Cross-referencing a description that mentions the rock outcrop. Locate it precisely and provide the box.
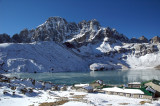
[130,37,140,43]
[150,36,160,43]
[0,34,11,43]
[89,63,122,71]
[139,36,148,43]
[134,44,158,57]
[130,36,149,43]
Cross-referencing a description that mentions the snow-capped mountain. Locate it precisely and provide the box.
[0,16,160,73]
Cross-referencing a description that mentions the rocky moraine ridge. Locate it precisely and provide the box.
[0,16,160,72]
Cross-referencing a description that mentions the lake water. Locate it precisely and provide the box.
[4,69,160,85]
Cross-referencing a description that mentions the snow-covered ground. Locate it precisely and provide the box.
[0,75,160,106]
[1,87,160,106]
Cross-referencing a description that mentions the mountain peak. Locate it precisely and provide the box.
[88,19,101,30]
[37,16,67,28]
[150,36,160,43]
[138,36,148,43]
[47,16,67,23]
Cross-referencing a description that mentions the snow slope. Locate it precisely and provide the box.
[0,42,88,73]
[126,52,160,69]
[1,41,160,72]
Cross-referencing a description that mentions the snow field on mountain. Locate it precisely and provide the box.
[0,42,88,73]
[126,51,160,69]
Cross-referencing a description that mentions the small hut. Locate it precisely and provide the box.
[73,84,93,93]
[128,82,141,88]
[102,87,153,99]
[90,80,104,89]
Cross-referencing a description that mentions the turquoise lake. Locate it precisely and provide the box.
[4,69,160,85]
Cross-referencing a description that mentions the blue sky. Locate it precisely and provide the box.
[0,0,160,39]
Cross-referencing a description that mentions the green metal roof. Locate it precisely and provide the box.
[140,88,152,96]
[152,79,160,86]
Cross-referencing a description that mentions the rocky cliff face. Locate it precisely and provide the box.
[0,16,160,72]
[0,17,131,44]
[32,17,69,42]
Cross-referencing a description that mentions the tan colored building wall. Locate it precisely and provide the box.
[128,84,141,88]
[113,92,118,95]
[107,91,113,95]
[105,91,152,99]
[143,95,152,99]
[133,94,140,98]
[119,93,124,96]
[126,93,131,97]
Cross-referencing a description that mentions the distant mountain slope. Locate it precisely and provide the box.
[0,16,160,73]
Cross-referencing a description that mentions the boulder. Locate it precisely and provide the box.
[117,63,129,70]
[90,63,114,71]
[20,88,28,94]
[60,86,67,91]
[117,48,127,53]
[135,44,147,52]
[147,45,159,53]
